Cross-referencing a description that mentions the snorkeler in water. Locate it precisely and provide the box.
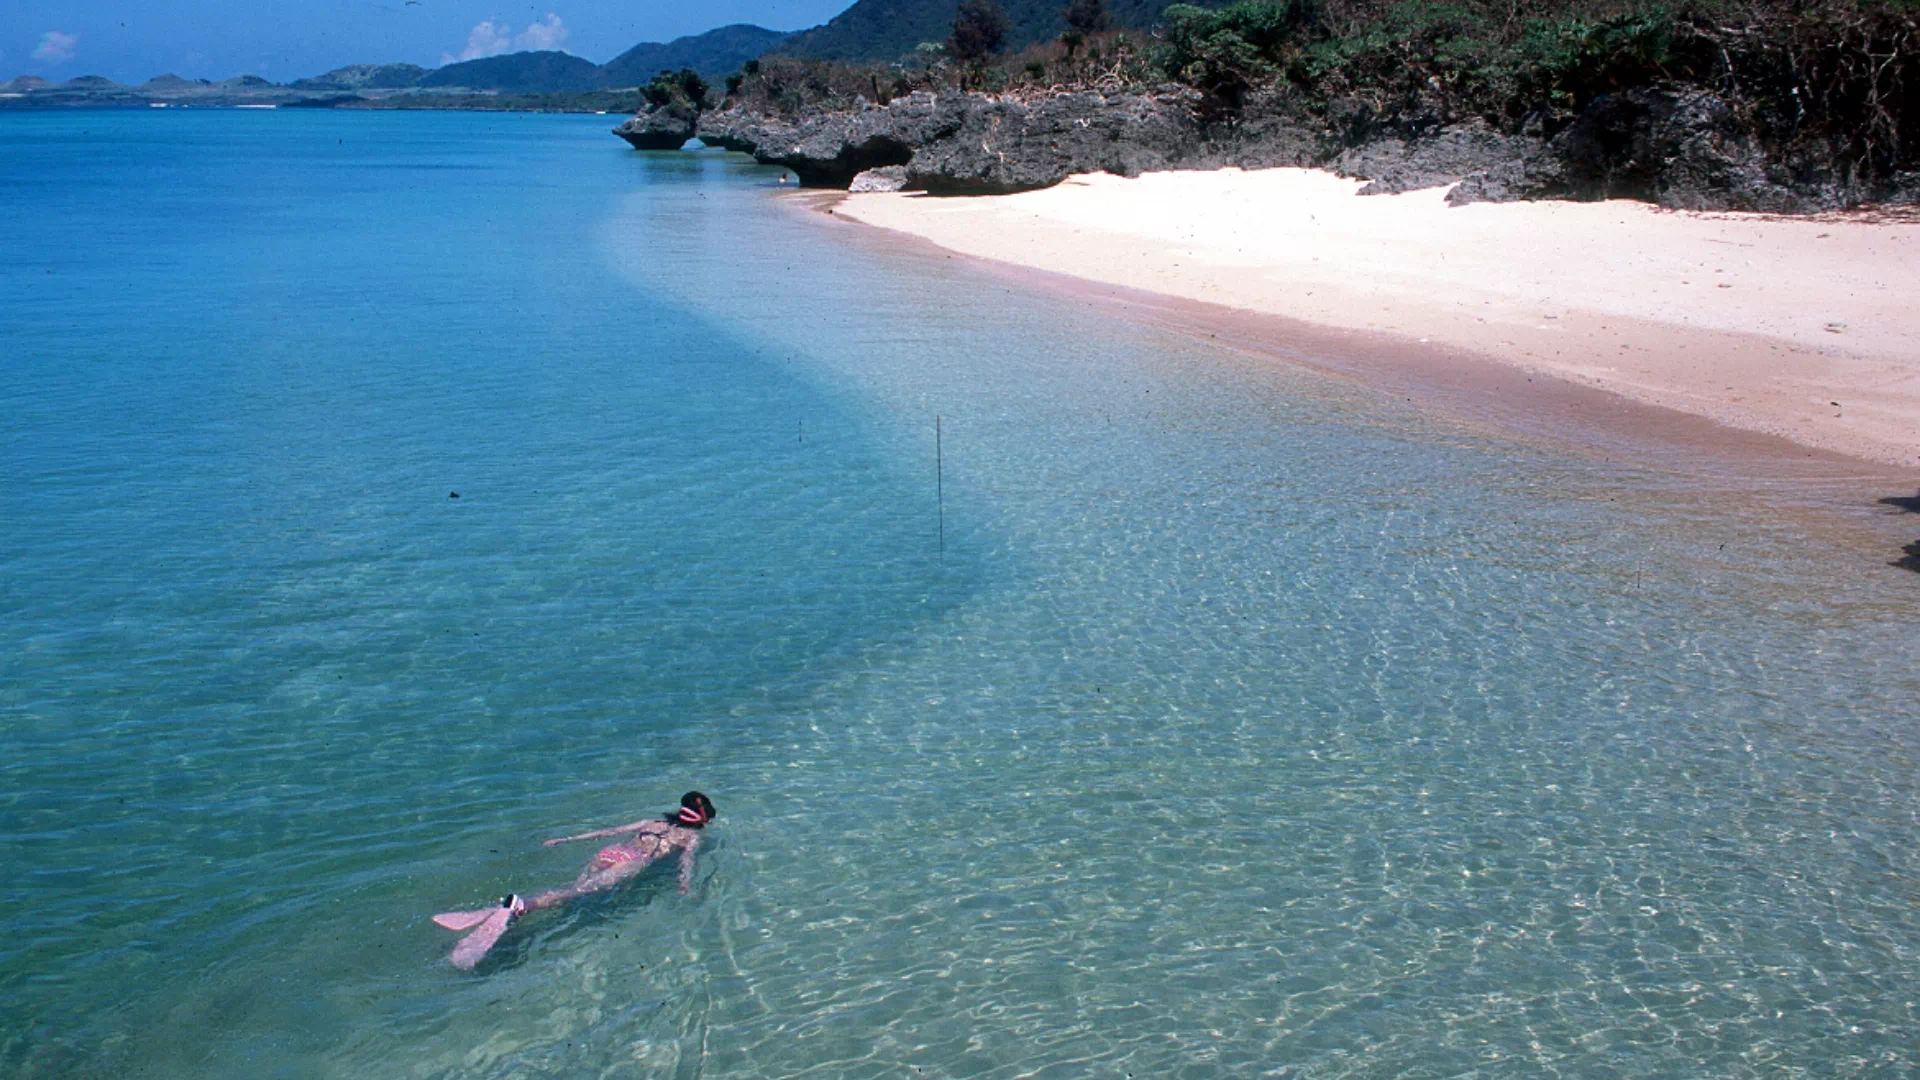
[432,791,716,970]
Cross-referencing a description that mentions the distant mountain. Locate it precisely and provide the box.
[778,1,959,62]
[290,64,427,91]
[414,26,792,96]
[600,24,794,85]
[404,26,790,95]
[9,10,1212,105]
[419,50,602,92]
[779,0,1233,63]
[13,14,1076,106]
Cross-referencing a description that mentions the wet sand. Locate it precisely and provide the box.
[836,168,1920,470]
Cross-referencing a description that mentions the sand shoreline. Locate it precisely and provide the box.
[833,168,1920,471]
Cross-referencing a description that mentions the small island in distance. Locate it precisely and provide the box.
[0,23,795,113]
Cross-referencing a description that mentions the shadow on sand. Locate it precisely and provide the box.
[1882,490,1920,572]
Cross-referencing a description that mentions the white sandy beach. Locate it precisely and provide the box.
[839,169,1920,467]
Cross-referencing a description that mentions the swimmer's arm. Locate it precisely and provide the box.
[677,834,701,895]
[542,819,653,847]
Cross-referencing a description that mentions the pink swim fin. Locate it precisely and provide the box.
[447,894,526,971]
[432,908,496,932]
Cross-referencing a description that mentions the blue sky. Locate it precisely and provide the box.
[4,1,855,83]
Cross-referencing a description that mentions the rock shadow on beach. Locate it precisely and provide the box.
[1882,490,1920,572]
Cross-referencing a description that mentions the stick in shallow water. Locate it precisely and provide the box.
[937,415,945,562]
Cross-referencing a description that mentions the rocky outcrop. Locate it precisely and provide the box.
[1450,89,1920,211]
[848,165,910,192]
[696,101,913,186]
[695,88,1322,195]
[897,91,1199,194]
[1321,89,1917,211]
[614,104,697,151]
[1448,91,1807,210]
[1330,119,1537,196]
[1197,89,1329,172]
[643,84,1918,211]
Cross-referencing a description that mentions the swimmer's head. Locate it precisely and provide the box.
[676,791,716,827]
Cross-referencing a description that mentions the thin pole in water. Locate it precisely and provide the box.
[936,415,945,561]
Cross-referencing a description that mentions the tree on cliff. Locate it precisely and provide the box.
[948,0,1011,66]
[643,68,709,112]
[1061,0,1110,58]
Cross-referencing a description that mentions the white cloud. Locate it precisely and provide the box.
[515,13,568,52]
[33,31,79,64]
[454,20,512,62]
[442,14,567,65]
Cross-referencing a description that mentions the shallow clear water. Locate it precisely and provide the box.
[3,110,1917,1079]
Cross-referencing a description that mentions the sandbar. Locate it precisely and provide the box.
[837,168,1920,469]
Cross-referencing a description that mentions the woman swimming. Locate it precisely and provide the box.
[432,791,716,970]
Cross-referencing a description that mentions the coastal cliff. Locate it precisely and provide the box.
[691,88,1317,191]
[613,0,1918,214]
[614,104,700,150]
[617,82,1917,212]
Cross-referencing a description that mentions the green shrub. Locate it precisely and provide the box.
[726,55,948,117]
[1066,0,1112,34]
[1284,2,1702,126]
[642,68,710,110]
[1159,1,1326,100]
[950,0,1012,64]
[1063,0,1113,56]
[1524,10,1690,107]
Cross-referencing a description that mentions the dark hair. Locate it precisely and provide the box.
[676,791,716,827]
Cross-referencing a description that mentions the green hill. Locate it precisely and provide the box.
[290,64,428,91]
[779,0,1230,63]
[600,24,794,85]
[407,26,788,95]
[418,50,603,92]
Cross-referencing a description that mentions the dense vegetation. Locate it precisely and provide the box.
[642,68,711,110]
[730,0,1917,189]
[1156,0,1918,179]
[949,0,1015,64]
[776,0,1235,62]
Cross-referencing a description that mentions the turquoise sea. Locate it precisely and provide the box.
[3,109,1918,1078]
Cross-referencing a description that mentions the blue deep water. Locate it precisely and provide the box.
[2,109,1918,1079]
